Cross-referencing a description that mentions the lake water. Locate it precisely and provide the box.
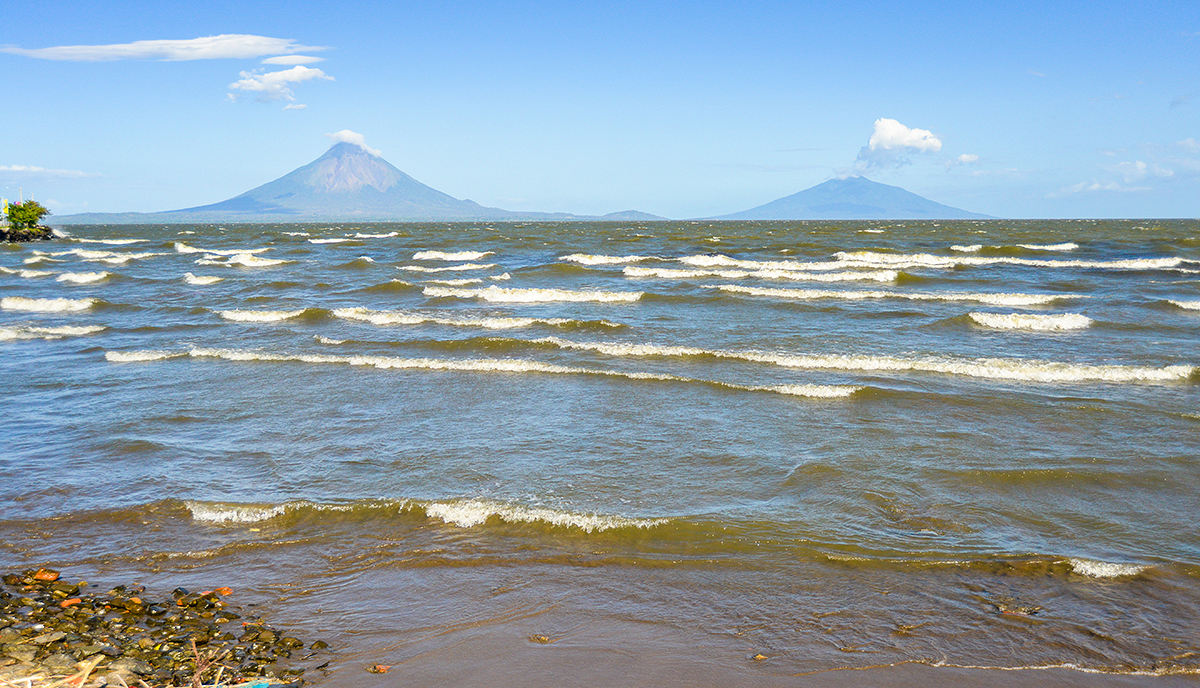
[2,219,1199,686]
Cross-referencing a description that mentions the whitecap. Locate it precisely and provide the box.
[354,231,399,238]
[560,253,651,265]
[969,312,1093,331]
[197,252,291,267]
[1068,558,1148,578]
[74,238,144,245]
[334,306,618,330]
[1018,242,1078,251]
[951,244,982,253]
[105,350,185,362]
[1169,300,1200,310]
[625,266,896,283]
[186,501,290,524]
[400,263,496,273]
[423,285,642,303]
[713,284,1065,307]
[309,238,354,244]
[0,324,106,341]
[175,242,270,256]
[425,278,484,286]
[1,296,98,312]
[422,498,665,532]
[56,271,110,284]
[184,273,223,285]
[833,250,1181,271]
[218,309,306,322]
[413,250,494,261]
[0,266,54,278]
[536,337,1194,384]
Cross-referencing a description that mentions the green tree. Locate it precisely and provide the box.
[6,200,51,229]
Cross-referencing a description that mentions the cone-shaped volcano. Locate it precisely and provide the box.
[173,142,506,220]
[715,176,989,220]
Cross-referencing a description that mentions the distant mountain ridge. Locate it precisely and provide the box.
[54,142,665,224]
[715,176,990,220]
[52,144,989,224]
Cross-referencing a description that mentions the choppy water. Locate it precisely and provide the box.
[2,220,1199,686]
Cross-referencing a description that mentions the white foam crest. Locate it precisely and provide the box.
[316,335,346,345]
[186,501,290,524]
[51,248,160,265]
[354,256,375,263]
[424,285,642,303]
[283,231,310,237]
[400,263,496,273]
[0,324,106,341]
[422,498,665,531]
[714,284,1064,307]
[413,250,494,261]
[491,273,511,281]
[126,346,856,400]
[74,238,144,245]
[1,296,98,312]
[334,306,615,330]
[834,250,1182,271]
[425,278,484,286]
[105,350,185,362]
[951,244,982,252]
[625,266,896,283]
[175,242,270,256]
[560,253,651,265]
[969,312,1093,331]
[1169,300,1200,310]
[0,266,54,278]
[537,337,1194,383]
[184,273,223,285]
[679,254,846,271]
[309,238,354,244]
[56,271,110,284]
[218,309,306,322]
[354,231,399,238]
[197,253,291,267]
[1018,242,1078,251]
[1068,558,1149,578]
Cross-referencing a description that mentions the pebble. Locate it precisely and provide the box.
[0,569,331,686]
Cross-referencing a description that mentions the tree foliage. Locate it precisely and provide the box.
[6,200,51,229]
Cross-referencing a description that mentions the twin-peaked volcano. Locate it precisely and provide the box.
[174,142,506,220]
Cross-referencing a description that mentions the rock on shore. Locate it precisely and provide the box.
[1,225,55,242]
[0,568,329,687]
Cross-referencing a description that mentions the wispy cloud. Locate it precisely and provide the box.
[1026,68,1046,77]
[1049,180,1152,197]
[852,118,942,173]
[0,34,326,62]
[283,104,308,111]
[324,130,380,156]
[0,165,98,179]
[945,153,980,170]
[263,55,325,65]
[228,65,333,102]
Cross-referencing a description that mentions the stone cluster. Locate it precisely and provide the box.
[0,569,329,687]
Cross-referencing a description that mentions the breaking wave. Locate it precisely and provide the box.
[423,285,643,303]
[104,346,863,398]
[183,273,224,285]
[534,337,1194,383]
[625,266,897,282]
[413,250,494,261]
[56,271,111,284]
[174,242,270,256]
[0,324,107,341]
[332,306,619,330]
[833,250,1182,271]
[196,253,291,268]
[968,312,1093,331]
[1169,300,1200,311]
[560,254,651,265]
[713,284,1066,307]
[400,263,496,273]
[1068,558,1149,578]
[1,296,99,312]
[217,309,308,323]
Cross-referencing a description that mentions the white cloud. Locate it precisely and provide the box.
[263,55,326,65]
[1176,138,1200,154]
[1105,160,1173,183]
[323,130,380,156]
[283,104,308,111]
[945,153,980,170]
[1049,180,1152,197]
[854,118,943,171]
[0,34,326,62]
[228,65,333,102]
[0,165,98,179]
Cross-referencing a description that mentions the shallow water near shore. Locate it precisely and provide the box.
[3,219,1199,685]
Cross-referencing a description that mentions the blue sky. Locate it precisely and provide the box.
[2,0,1197,219]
